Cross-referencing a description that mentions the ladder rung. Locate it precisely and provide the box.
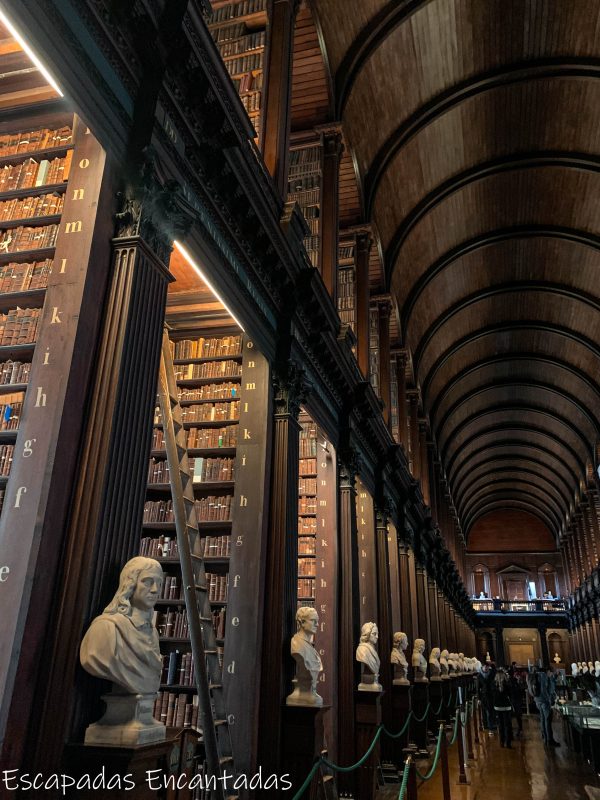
[195,584,207,592]
[204,649,218,655]
[219,756,233,766]
[209,683,223,690]
[199,616,212,623]
[214,719,227,726]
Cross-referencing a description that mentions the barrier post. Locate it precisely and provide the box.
[440,724,452,800]
[406,757,418,800]
[465,702,474,760]
[473,699,481,745]
[457,707,470,785]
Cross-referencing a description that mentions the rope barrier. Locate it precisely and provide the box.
[414,724,445,781]
[397,756,412,800]
[433,695,444,716]
[290,692,465,799]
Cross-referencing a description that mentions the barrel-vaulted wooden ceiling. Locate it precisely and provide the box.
[309,0,600,539]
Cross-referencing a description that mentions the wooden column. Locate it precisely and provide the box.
[419,422,430,506]
[395,351,409,453]
[415,564,431,649]
[318,126,344,304]
[337,456,361,794]
[258,362,304,781]
[408,391,420,479]
[262,0,300,197]
[388,522,402,635]
[355,230,372,379]
[428,577,441,648]
[437,588,448,648]
[397,540,414,644]
[377,298,392,427]
[376,509,393,695]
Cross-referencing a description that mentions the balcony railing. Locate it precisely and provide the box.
[472,599,567,613]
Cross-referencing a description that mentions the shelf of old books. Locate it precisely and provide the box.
[337,238,356,332]
[0,119,73,518]
[208,0,268,140]
[144,329,242,731]
[287,143,322,269]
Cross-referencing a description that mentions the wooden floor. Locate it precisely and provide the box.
[377,715,600,800]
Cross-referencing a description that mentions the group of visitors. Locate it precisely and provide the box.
[476,661,560,748]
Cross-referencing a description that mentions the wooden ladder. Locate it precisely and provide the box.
[157,327,236,800]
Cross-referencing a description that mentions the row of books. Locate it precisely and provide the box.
[216,28,265,57]
[289,147,321,177]
[232,71,263,95]
[287,187,319,207]
[180,400,240,422]
[198,534,231,558]
[191,456,235,483]
[304,217,319,236]
[147,458,170,485]
[298,516,317,535]
[0,307,41,345]
[143,498,234,524]
[178,381,239,401]
[185,425,238,449]
[156,608,191,639]
[161,575,182,600]
[0,393,23,430]
[210,21,246,43]
[0,259,52,293]
[298,477,317,495]
[174,360,242,381]
[0,192,64,222]
[0,126,72,157]
[154,691,199,730]
[298,538,316,555]
[143,500,174,523]
[0,224,59,253]
[240,90,261,115]
[288,174,321,194]
[298,497,316,515]
[340,308,356,326]
[299,457,317,475]
[140,535,179,559]
[224,52,263,78]
[298,556,315,577]
[297,578,315,599]
[338,295,355,310]
[209,0,267,25]
[0,359,30,385]
[0,154,72,193]
[171,334,242,361]
[339,244,355,262]
[161,650,196,687]
[206,572,229,602]
[0,445,14,476]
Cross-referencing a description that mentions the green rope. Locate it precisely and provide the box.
[449,711,461,746]
[397,757,412,800]
[412,701,431,722]
[433,695,444,716]
[321,725,383,773]
[382,711,413,739]
[414,724,445,781]
[447,689,454,707]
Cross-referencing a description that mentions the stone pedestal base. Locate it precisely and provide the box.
[281,705,330,799]
[411,681,429,750]
[355,690,382,800]
[390,683,411,768]
[84,693,165,747]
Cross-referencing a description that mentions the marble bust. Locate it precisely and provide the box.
[571,662,579,677]
[412,638,428,682]
[447,652,457,676]
[439,648,450,679]
[356,622,382,691]
[457,652,466,674]
[595,661,600,678]
[287,606,323,706]
[391,631,410,685]
[80,556,166,745]
[429,647,441,681]
[553,652,561,664]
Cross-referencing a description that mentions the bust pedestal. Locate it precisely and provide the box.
[441,679,452,722]
[84,693,166,746]
[64,734,180,800]
[390,683,411,768]
[355,690,382,800]
[282,705,330,799]
[411,681,430,751]
[428,679,443,721]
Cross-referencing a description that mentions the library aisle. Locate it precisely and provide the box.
[379,716,599,800]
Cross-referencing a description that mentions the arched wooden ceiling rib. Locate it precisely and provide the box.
[453,458,575,510]
[455,466,570,512]
[365,63,600,220]
[465,498,561,537]
[388,156,600,287]
[449,439,582,499]
[460,482,565,528]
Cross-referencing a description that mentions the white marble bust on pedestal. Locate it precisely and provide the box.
[439,648,450,679]
[571,662,579,677]
[595,661,600,678]
[553,652,561,665]
[457,653,466,674]
[356,622,382,691]
[447,653,457,676]
[80,556,166,746]
[391,631,410,685]
[429,647,441,681]
[412,638,428,682]
[287,606,323,706]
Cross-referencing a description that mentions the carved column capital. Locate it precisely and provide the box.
[339,447,361,490]
[272,360,308,418]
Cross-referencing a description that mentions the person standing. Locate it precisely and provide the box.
[477,661,497,735]
[508,667,524,737]
[528,666,560,746]
[493,669,513,748]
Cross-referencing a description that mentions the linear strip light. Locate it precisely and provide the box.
[174,240,245,332]
[0,9,64,97]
